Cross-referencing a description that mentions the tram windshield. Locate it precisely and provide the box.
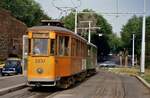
[32,39,48,55]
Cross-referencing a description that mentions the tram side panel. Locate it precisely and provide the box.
[55,56,71,77]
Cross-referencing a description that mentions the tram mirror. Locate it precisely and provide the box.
[50,32,56,39]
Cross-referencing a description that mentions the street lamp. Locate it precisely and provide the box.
[99,33,103,37]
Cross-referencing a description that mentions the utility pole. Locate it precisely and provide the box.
[88,21,92,43]
[79,21,92,43]
[79,21,100,43]
[74,9,78,34]
[132,34,135,67]
[140,0,146,73]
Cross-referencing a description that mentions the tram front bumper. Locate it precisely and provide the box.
[27,78,59,86]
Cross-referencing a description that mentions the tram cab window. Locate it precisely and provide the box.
[32,39,48,55]
[58,36,69,56]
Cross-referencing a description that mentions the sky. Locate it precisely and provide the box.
[35,0,150,36]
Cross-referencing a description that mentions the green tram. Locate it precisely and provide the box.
[86,43,97,76]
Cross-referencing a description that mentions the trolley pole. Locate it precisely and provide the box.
[132,34,135,67]
[140,0,146,73]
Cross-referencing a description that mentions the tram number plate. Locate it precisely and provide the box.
[35,59,45,64]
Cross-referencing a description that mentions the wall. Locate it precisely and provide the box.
[0,8,27,60]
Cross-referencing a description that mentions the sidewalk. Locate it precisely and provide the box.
[0,74,26,95]
[0,75,26,89]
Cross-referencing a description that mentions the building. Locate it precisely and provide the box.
[0,8,27,60]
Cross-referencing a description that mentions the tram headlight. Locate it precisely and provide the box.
[36,68,43,74]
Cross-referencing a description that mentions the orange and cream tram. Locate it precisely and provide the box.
[26,20,97,88]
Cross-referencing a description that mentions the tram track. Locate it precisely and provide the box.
[0,86,60,98]
[0,73,95,98]
[1,71,150,98]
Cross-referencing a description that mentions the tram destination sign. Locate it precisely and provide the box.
[33,33,49,38]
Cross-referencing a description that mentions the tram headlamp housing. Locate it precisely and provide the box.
[36,68,43,74]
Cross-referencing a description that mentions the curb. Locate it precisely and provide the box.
[133,75,150,90]
[0,83,27,96]
[0,75,24,80]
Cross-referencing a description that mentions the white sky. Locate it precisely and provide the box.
[35,0,150,36]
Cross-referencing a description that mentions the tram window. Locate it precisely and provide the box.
[88,46,91,56]
[71,38,75,56]
[58,36,64,56]
[58,36,70,56]
[74,39,77,56]
[28,39,31,54]
[77,40,79,56]
[32,39,48,55]
[64,36,69,56]
[50,39,55,55]
[82,43,84,57]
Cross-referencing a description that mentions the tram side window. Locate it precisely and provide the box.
[58,36,69,56]
[88,46,91,56]
[58,36,64,56]
[28,39,31,54]
[50,39,55,55]
[77,40,80,56]
[71,38,75,56]
[64,36,69,56]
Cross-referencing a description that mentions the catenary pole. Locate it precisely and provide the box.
[140,0,146,73]
[75,9,78,34]
[132,34,135,67]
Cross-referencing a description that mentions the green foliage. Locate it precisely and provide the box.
[61,9,116,61]
[0,0,51,26]
[121,15,150,68]
[145,16,150,68]
[108,33,123,53]
[121,16,142,56]
[61,13,75,31]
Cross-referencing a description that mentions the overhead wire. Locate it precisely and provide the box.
[51,0,81,18]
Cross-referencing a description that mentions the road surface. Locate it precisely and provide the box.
[0,71,150,98]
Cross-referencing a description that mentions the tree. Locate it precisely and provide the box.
[0,0,51,26]
[108,33,123,53]
[121,16,142,56]
[145,16,150,68]
[121,15,150,68]
[61,9,114,62]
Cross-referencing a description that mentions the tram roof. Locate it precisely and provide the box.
[28,26,87,42]
[87,42,97,48]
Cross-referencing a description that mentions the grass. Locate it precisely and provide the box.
[142,70,150,83]
[100,67,150,83]
[0,60,4,64]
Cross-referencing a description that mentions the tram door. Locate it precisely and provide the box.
[22,35,28,75]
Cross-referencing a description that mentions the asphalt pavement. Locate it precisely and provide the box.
[0,75,26,89]
[1,71,150,98]
[47,71,150,98]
